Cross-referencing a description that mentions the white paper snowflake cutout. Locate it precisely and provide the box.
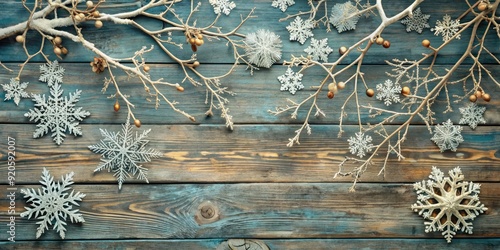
[272,0,295,12]
[376,79,402,106]
[401,7,430,33]
[277,67,304,95]
[329,1,360,33]
[431,119,463,152]
[24,83,90,145]
[286,16,314,44]
[209,0,236,16]
[244,29,283,68]
[412,166,487,243]
[2,78,30,105]
[304,38,333,62]
[39,60,65,86]
[459,103,486,129]
[348,132,373,158]
[431,15,461,41]
[88,117,162,190]
[21,168,86,239]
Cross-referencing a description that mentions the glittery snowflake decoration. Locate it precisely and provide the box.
[376,79,402,106]
[348,132,374,158]
[21,168,86,239]
[329,1,360,33]
[209,0,236,16]
[24,83,90,145]
[286,16,314,44]
[411,166,487,243]
[272,0,295,12]
[431,15,461,41]
[459,103,486,129]
[244,29,283,68]
[88,117,162,190]
[431,119,463,152]
[304,38,333,62]
[39,60,65,86]
[401,7,430,33]
[277,67,304,95]
[2,78,30,105]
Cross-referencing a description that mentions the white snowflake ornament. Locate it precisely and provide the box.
[376,79,402,106]
[286,16,314,44]
[2,78,30,105]
[329,1,360,33]
[401,7,430,33]
[272,0,295,12]
[459,103,486,129]
[209,0,236,16]
[304,38,333,62]
[21,168,86,239]
[348,132,373,158]
[244,29,283,68]
[277,67,304,95]
[432,15,461,41]
[431,119,463,152]
[412,166,487,243]
[39,60,65,86]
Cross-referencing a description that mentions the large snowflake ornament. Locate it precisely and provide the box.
[272,0,295,12]
[88,117,162,190]
[2,78,30,105]
[24,83,90,145]
[244,29,283,68]
[376,79,402,106]
[277,67,304,95]
[304,38,333,62]
[39,60,65,86]
[286,16,314,44]
[348,132,374,158]
[459,103,486,129]
[209,0,236,16]
[431,119,463,152]
[329,1,360,33]
[21,168,86,239]
[401,7,430,33]
[432,15,461,41]
[412,166,487,243]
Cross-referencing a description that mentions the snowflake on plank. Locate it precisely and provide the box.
[431,119,463,152]
[286,16,314,44]
[348,132,374,158]
[24,83,90,145]
[459,103,486,129]
[88,116,162,190]
[2,78,30,105]
[244,29,283,68]
[272,0,295,12]
[329,1,360,33]
[304,38,333,62]
[376,79,402,106]
[431,15,461,41]
[39,60,65,86]
[401,7,430,33]
[411,166,487,243]
[209,0,236,16]
[278,67,304,95]
[21,168,86,239]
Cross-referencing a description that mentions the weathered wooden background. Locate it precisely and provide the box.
[1,0,499,249]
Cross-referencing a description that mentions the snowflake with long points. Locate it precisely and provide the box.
[329,1,360,33]
[286,16,314,44]
[459,103,486,129]
[272,0,295,12]
[376,79,402,106]
[21,168,86,239]
[39,60,65,86]
[244,29,283,68]
[277,67,304,95]
[431,15,461,41]
[2,78,30,105]
[209,0,235,15]
[304,38,333,62]
[411,166,487,243]
[431,119,463,152]
[24,83,90,145]
[348,132,373,158]
[401,7,430,33]
[88,117,162,190]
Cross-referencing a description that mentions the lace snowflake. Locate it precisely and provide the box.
[304,38,333,62]
[286,16,314,44]
[88,117,162,190]
[431,119,463,152]
[209,0,235,16]
[24,83,90,145]
[277,67,304,95]
[431,15,461,41]
[272,0,295,12]
[329,1,360,33]
[412,166,487,243]
[244,29,283,68]
[2,78,30,105]
[348,132,373,158]
[401,7,430,33]
[39,60,65,86]
[459,103,486,129]
[21,168,86,239]
[376,79,402,106]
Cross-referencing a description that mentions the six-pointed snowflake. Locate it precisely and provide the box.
[209,0,236,16]
[244,29,283,68]
[432,15,461,41]
[2,78,30,105]
[459,103,486,129]
[88,117,162,190]
[330,1,360,33]
[21,168,86,239]
[376,79,402,106]
[304,38,333,62]
[411,166,487,243]
[286,16,314,44]
[272,0,295,12]
[348,132,373,158]
[431,119,463,152]
[39,60,65,86]
[401,7,430,33]
[277,67,304,95]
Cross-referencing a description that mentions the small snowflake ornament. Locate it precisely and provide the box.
[304,38,333,62]
[244,29,283,68]
[39,60,65,86]
[2,78,30,105]
[277,67,304,95]
[376,79,402,106]
[330,1,360,33]
[459,103,486,129]
[431,119,463,152]
[412,166,487,243]
[209,0,236,16]
[272,0,295,12]
[348,132,373,158]
[21,168,86,239]
[432,15,461,41]
[286,16,314,44]
[401,7,430,33]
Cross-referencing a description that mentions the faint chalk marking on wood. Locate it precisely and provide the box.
[195,201,220,225]
[216,239,270,250]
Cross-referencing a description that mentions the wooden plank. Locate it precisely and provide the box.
[0,183,498,240]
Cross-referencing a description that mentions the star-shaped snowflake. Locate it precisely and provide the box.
[431,15,461,41]
[412,166,487,243]
[431,119,463,152]
[329,1,360,33]
[347,132,373,158]
[21,168,86,239]
[39,60,65,86]
[286,16,314,44]
[277,67,304,95]
[209,0,235,15]
[376,79,402,106]
[88,117,162,190]
[401,7,430,33]
[272,0,295,12]
[459,103,486,129]
[2,78,30,105]
[304,38,333,62]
